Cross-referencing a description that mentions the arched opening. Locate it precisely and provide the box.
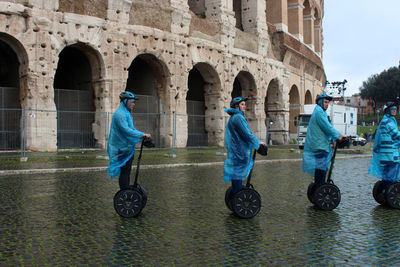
[187,63,222,146]
[265,79,284,144]
[305,90,312,104]
[314,8,322,54]
[0,39,20,150]
[54,44,96,148]
[233,71,257,117]
[126,54,169,146]
[289,85,300,139]
[233,0,243,30]
[188,0,206,18]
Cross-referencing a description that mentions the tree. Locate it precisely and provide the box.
[360,66,400,106]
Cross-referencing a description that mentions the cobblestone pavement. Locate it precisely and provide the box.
[1,157,400,266]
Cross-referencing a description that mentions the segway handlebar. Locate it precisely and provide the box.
[245,149,257,187]
[326,137,349,183]
[133,137,155,187]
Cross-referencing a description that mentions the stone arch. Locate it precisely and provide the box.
[54,42,105,148]
[232,70,257,117]
[289,84,300,139]
[305,90,312,104]
[0,33,28,150]
[126,53,171,147]
[186,62,222,146]
[265,78,285,144]
[313,7,322,54]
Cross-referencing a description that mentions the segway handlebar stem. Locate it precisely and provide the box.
[245,149,257,187]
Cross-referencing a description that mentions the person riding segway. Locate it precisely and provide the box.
[303,94,347,210]
[106,91,152,217]
[369,101,400,209]
[223,97,268,218]
[113,137,155,218]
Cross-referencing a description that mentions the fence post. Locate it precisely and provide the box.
[105,111,110,156]
[21,108,27,159]
[172,112,176,156]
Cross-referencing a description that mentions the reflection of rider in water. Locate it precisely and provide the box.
[368,102,400,185]
[302,94,346,191]
[223,97,266,194]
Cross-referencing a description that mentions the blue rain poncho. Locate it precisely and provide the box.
[223,108,261,182]
[368,113,400,181]
[302,105,340,174]
[106,103,144,178]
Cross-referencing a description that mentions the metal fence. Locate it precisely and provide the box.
[0,107,274,157]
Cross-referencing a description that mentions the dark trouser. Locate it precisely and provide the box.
[314,169,327,187]
[231,180,243,194]
[119,155,134,190]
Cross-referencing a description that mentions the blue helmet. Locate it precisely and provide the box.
[384,101,397,114]
[119,91,138,102]
[315,94,332,104]
[230,97,248,108]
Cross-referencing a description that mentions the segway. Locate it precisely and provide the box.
[307,138,348,211]
[113,137,155,218]
[373,180,400,209]
[225,144,268,219]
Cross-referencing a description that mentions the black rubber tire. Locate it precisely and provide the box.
[372,180,387,206]
[307,182,316,204]
[385,182,400,209]
[313,184,341,211]
[137,184,147,210]
[232,188,261,219]
[353,141,358,146]
[225,186,233,211]
[114,189,143,218]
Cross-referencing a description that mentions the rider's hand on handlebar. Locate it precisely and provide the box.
[143,133,151,139]
[339,134,347,140]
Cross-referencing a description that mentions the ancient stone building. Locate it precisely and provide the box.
[0,0,326,151]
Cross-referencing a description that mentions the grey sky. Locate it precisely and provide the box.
[322,0,400,97]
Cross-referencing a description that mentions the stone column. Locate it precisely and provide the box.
[303,12,315,49]
[314,24,322,56]
[266,0,288,32]
[241,0,269,55]
[205,0,236,48]
[288,0,304,42]
[106,0,132,24]
[170,0,191,35]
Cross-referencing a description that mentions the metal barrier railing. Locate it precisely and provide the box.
[0,108,272,158]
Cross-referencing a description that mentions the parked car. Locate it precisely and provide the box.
[352,136,367,146]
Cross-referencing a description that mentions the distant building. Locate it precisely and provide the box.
[343,95,375,116]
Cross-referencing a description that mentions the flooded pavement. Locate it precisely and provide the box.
[1,157,400,266]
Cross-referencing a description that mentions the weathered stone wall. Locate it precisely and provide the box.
[0,0,326,150]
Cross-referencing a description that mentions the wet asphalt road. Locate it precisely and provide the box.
[1,157,400,266]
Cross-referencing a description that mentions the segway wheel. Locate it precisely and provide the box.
[313,184,341,211]
[372,180,387,205]
[307,182,316,204]
[385,182,400,209]
[114,189,143,218]
[137,184,148,209]
[225,186,233,211]
[232,188,261,219]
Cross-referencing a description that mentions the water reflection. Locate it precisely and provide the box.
[369,206,400,264]
[222,216,262,266]
[304,207,341,264]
